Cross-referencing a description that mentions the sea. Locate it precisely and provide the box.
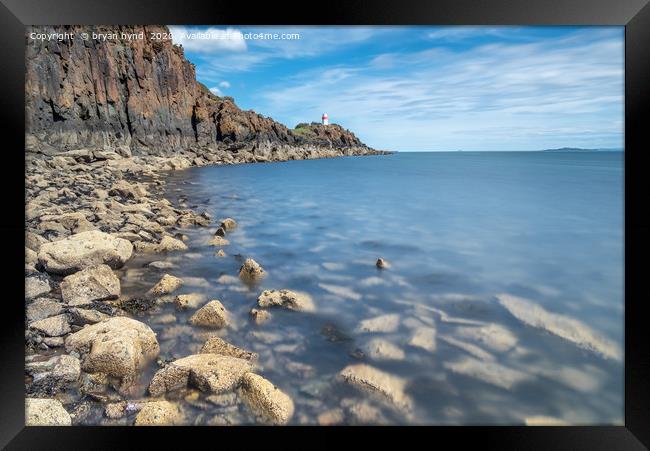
[117,150,624,425]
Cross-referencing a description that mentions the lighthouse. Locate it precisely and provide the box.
[322,113,329,126]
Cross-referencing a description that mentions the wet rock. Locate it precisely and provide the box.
[68,307,110,325]
[25,274,52,300]
[147,274,183,297]
[338,364,412,411]
[37,230,133,275]
[239,258,266,282]
[439,335,494,361]
[189,300,230,328]
[149,354,254,396]
[361,338,405,361]
[257,289,315,312]
[174,293,205,310]
[26,298,64,322]
[156,235,188,252]
[134,401,182,426]
[151,313,177,325]
[407,326,437,353]
[355,313,401,334]
[29,314,71,337]
[220,218,237,231]
[214,227,226,237]
[60,264,120,306]
[26,398,71,425]
[65,317,160,383]
[215,249,226,257]
[26,354,80,393]
[341,398,388,425]
[239,373,294,425]
[249,308,271,325]
[376,258,389,269]
[209,235,230,246]
[200,336,258,361]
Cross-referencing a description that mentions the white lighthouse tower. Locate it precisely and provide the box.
[322,113,329,126]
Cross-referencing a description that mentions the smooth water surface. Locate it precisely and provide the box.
[122,151,623,425]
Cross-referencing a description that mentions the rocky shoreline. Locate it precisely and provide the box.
[25,146,390,426]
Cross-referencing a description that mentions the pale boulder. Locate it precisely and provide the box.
[26,398,71,426]
[60,264,120,306]
[189,300,230,328]
[257,289,315,312]
[239,373,294,425]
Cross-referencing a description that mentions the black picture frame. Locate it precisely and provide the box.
[1,0,648,448]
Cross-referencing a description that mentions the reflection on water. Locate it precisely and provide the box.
[117,151,623,425]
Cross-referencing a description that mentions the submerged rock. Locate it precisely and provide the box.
[209,235,230,246]
[200,336,258,361]
[215,249,226,258]
[189,300,230,328]
[174,293,205,310]
[257,289,315,312]
[147,274,183,297]
[60,264,120,306]
[239,372,294,425]
[220,218,237,231]
[65,317,159,383]
[443,356,531,390]
[496,294,621,360]
[338,364,412,411]
[26,398,71,425]
[148,353,254,396]
[407,326,437,353]
[361,338,405,361]
[239,258,265,282]
[355,314,401,334]
[37,230,133,275]
[249,308,271,325]
[455,323,517,352]
[134,401,182,426]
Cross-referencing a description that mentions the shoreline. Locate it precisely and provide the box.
[24,146,389,426]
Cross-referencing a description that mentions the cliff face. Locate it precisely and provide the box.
[25,25,373,155]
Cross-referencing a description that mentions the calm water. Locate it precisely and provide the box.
[120,151,624,425]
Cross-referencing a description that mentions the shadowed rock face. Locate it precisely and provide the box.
[25,25,380,156]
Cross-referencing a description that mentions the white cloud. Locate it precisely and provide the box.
[218,80,231,88]
[168,26,247,53]
[209,86,222,96]
[257,29,623,151]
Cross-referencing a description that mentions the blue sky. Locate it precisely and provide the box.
[168,26,624,151]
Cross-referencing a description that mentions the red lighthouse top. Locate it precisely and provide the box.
[322,113,328,120]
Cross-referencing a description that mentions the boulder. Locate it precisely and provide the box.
[338,364,412,411]
[25,398,71,425]
[147,274,183,297]
[239,258,265,282]
[189,300,230,328]
[26,298,64,322]
[239,373,294,425]
[60,264,120,306]
[148,354,254,396]
[26,354,81,392]
[29,314,71,337]
[25,274,52,300]
[134,401,182,426]
[257,289,315,312]
[156,235,188,252]
[109,180,148,200]
[65,317,159,382]
[37,230,133,275]
[200,336,258,361]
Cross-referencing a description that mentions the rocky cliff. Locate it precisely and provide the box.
[25,25,378,157]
